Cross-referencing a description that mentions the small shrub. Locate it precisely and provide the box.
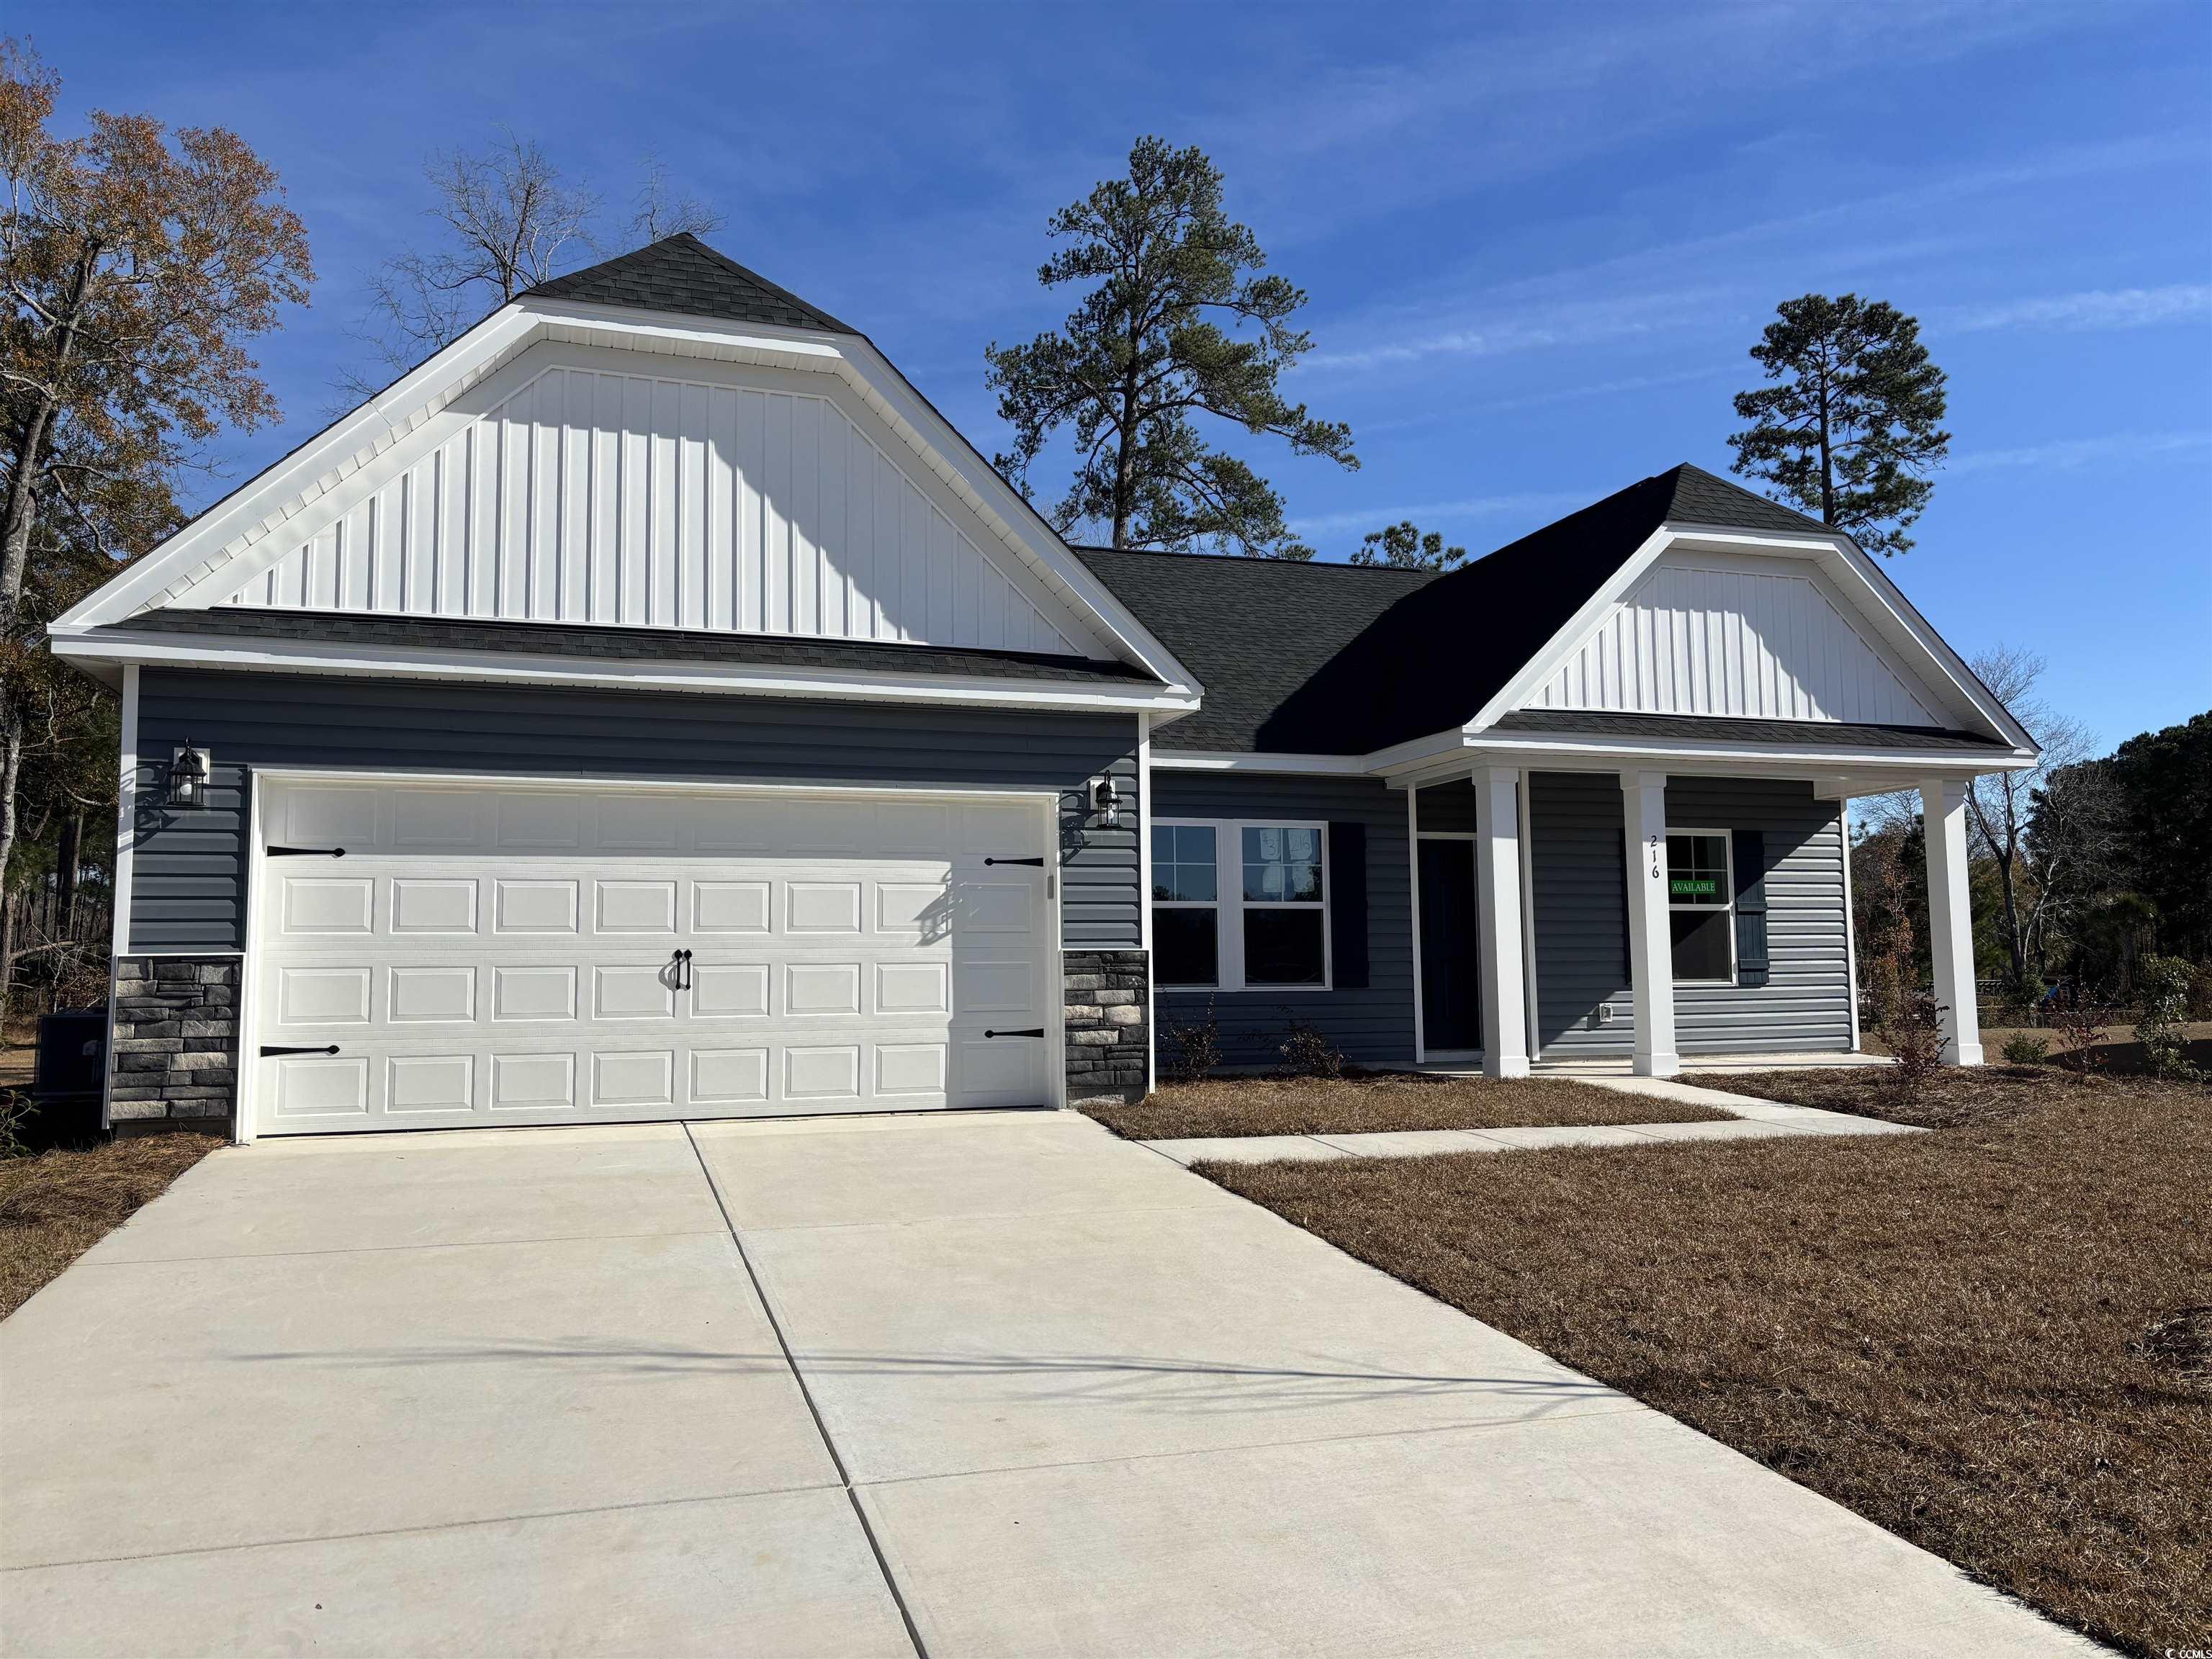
[2134,955,2201,1082]
[1881,988,1946,1097]
[0,1091,32,1161]
[2001,1033,2050,1067]
[1166,999,1220,1084]
[2053,988,2108,1079]
[1277,1013,1344,1080]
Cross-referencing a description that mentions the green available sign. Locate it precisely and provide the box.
[1671,877,1719,897]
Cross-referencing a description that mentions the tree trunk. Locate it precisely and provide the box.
[1815,360,1835,526]
[0,690,20,1028]
[57,809,82,935]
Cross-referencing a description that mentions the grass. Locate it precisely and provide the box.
[0,1132,220,1321]
[1081,1071,1727,1140]
[1200,1070,2211,1656]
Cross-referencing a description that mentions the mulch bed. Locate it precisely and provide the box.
[1081,1072,1725,1139]
[1202,1073,2211,1656]
[0,1131,221,1321]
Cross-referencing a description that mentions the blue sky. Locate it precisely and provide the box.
[31,0,2212,747]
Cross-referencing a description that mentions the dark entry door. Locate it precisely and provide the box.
[1419,839,1482,1051]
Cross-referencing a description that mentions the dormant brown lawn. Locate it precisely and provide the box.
[1203,1069,2211,1657]
[0,1131,218,1320]
[1081,1071,1725,1140]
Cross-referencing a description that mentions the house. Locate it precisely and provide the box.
[49,235,2038,1141]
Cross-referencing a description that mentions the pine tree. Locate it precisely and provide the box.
[1349,521,1465,570]
[1727,293,1949,555]
[985,136,1356,558]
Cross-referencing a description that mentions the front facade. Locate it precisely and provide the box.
[52,235,2038,1141]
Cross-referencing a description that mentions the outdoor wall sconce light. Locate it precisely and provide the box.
[167,742,212,809]
[1090,774,1122,829]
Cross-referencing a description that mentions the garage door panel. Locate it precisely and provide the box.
[492,965,578,1021]
[279,876,376,937]
[492,1051,578,1111]
[253,781,1056,1134]
[392,878,479,935]
[693,881,770,934]
[593,964,679,1020]
[387,1054,475,1114]
[494,879,583,935]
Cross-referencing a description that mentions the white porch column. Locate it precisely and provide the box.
[1920,778,1984,1066]
[1620,770,1678,1078]
[1473,768,1529,1079]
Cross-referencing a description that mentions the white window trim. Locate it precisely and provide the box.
[1152,817,1332,993]
[1666,827,1737,986]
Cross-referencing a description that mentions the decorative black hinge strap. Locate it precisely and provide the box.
[260,1045,341,1057]
[984,1028,1046,1039]
[266,846,347,858]
[983,856,1046,866]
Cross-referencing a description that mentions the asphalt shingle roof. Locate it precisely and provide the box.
[97,607,1155,686]
[1080,464,1845,755]
[524,233,858,336]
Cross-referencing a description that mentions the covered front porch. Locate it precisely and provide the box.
[1391,739,2001,1080]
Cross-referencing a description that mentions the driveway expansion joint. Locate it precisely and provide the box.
[683,1122,930,1659]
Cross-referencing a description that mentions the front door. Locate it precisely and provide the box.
[1418,839,1482,1052]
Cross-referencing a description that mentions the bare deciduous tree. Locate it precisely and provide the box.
[345,138,728,400]
[1961,644,2093,994]
[620,157,723,246]
[344,131,597,392]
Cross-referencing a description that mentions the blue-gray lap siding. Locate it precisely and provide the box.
[1527,772,1852,1056]
[125,668,1139,954]
[1151,773,1414,1067]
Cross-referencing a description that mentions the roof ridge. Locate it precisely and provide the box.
[1071,543,1440,577]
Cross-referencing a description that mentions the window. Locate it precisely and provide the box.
[1151,820,1329,990]
[1666,830,1735,984]
[1152,824,1219,987]
[1241,825,1326,985]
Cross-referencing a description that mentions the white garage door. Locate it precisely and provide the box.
[248,778,1056,1136]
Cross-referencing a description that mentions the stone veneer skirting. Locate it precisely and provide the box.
[109,956,240,1127]
[1063,949,1151,1104]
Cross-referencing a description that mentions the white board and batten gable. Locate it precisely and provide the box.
[1524,547,1951,727]
[51,265,1199,706]
[210,354,1098,657]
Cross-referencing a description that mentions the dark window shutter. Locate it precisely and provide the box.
[1328,821,1369,989]
[1732,828,1769,987]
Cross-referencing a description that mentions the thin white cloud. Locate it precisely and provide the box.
[1944,285,2212,333]
[1948,431,2212,473]
[1290,491,1591,539]
[1302,289,1732,374]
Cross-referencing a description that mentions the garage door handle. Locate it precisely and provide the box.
[260,1044,341,1057]
[267,845,347,858]
[984,857,1045,867]
[984,1028,1046,1040]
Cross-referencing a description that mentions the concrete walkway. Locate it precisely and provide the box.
[1,1111,2085,1657]
[1146,1076,1916,1166]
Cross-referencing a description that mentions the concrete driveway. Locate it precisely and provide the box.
[1,1112,2090,1658]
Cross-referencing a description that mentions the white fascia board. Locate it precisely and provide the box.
[48,628,1199,717]
[519,299,1204,699]
[57,307,544,631]
[1458,726,2033,773]
[1147,750,1371,775]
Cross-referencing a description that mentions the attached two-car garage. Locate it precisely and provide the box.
[247,777,1058,1136]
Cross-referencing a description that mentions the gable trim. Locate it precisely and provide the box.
[55,297,1204,699]
[1470,524,2036,754]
